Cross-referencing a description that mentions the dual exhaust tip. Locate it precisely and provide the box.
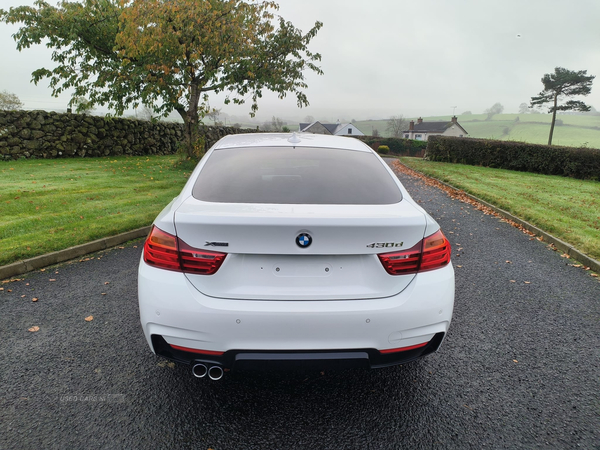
[192,363,223,381]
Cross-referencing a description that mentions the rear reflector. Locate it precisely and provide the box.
[170,344,224,356]
[378,229,451,275]
[143,225,226,275]
[379,342,428,354]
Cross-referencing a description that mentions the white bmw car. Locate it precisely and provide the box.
[138,133,454,380]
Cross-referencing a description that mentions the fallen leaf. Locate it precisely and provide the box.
[0,288,3,291]
[85,315,94,322]
[49,279,56,282]
[524,281,531,284]
[506,260,512,264]
[513,359,518,363]
[510,280,516,283]
[32,298,38,302]
[21,295,26,298]
[104,282,110,285]
[560,253,570,259]
[28,326,40,332]
[457,265,463,268]
[101,293,106,295]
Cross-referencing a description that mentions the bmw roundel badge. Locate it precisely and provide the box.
[296,233,312,248]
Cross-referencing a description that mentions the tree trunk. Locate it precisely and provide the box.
[548,93,558,146]
[177,83,203,159]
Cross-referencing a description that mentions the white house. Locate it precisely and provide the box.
[299,121,365,136]
[403,116,468,141]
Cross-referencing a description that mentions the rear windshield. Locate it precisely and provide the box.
[192,146,402,204]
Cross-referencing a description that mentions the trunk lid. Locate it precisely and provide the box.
[175,199,427,300]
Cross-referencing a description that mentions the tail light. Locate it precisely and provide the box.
[143,226,226,275]
[378,229,451,275]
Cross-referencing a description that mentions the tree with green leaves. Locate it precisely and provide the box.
[0,90,23,110]
[530,67,595,145]
[1,0,323,158]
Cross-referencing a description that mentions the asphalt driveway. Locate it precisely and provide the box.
[1,164,599,449]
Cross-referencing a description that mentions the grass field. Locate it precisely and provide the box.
[0,155,191,266]
[1,154,599,268]
[398,157,600,261]
[354,113,600,148]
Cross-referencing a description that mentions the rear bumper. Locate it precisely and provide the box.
[151,332,446,370]
[138,260,454,371]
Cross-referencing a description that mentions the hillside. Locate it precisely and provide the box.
[353,114,600,149]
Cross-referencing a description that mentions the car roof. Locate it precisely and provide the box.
[212,133,372,153]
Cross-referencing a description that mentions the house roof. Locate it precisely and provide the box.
[403,120,468,135]
[323,123,342,134]
[300,121,352,135]
[412,122,453,133]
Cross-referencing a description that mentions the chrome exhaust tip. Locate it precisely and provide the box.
[208,365,224,381]
[192,363,208,378]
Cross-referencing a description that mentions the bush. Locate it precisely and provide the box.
[356,136,428,157]
[426,135,600,180]
[378,145,389,154]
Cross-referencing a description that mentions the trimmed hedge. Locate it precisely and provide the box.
[426,135,600,180]
[356,136,427,157]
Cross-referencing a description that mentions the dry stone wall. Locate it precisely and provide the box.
[0,110,257,160]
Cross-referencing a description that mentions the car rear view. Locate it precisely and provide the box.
[138,133,454,379]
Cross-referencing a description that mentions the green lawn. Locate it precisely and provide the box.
[2,154,599,267]
[399,157,600,261]
[0,155,191,266]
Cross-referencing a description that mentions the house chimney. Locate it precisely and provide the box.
[417,117,423,124]
[451,116,458,124]
[409,120,414,131]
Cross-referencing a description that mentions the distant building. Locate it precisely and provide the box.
[299,121,365,136]
[403,116,468,141]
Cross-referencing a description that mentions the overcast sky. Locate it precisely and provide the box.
[2,0,600,123]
